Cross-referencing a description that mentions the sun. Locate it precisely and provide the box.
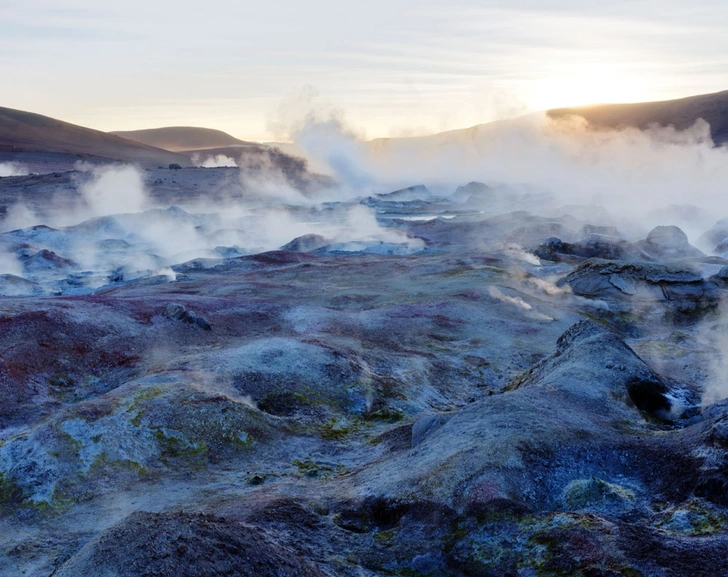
[527,66,652,110]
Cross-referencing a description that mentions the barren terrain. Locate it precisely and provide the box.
[1,107,728,576]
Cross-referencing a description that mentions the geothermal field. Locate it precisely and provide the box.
[2,100,728,577]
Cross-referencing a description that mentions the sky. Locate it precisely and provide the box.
[2,0,727,141]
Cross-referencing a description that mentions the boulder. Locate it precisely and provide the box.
[280,233,330,253]
[533,234,640,262]
[557,259,721,317]
[163,304,210,329]
[562,476,636,511]
[637,225,704,259]
[163,303,187,320]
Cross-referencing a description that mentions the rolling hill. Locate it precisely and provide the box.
[548,89,728,146]
[0,107,190,167]
[110,127,255,152]
[363,90,728,167]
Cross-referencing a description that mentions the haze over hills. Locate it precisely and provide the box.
[0,107,190,168]
[110,127,257,152]
[3,89,727,176]
[367,89,728,152]
[548,89,728,146]
[0,108,319,190]
[111,127,308,176]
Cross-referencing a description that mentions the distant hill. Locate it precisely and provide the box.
[548,90,728,146]
[363,90,728,164]
[0,107,190,167]
[111,127,255,152]
[113,126,322,188]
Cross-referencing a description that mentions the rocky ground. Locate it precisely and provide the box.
[1,167,728,576]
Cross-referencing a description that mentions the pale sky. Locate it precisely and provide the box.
[2,0,727,141]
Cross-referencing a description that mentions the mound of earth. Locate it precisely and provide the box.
[55,511,328,577]
[0,106,190,167]
[109,126,254,152]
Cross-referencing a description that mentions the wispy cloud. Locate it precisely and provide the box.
[2,0,727,140]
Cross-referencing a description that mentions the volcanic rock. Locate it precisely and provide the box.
[280,234,330,252]
[20,249,75,271]
[638,225,704,259]
[163,302,187,320]
[557,258,721,316]
[533,234,641,262]
[54,511,328,577]
[349,321,698,513]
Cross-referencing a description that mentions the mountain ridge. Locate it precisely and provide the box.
[0,107,190,167]
[110,126,256,152]
[547,89,728,146]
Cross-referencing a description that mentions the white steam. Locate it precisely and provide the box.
[0,251,22,276]
[294,114,375,195]
[237,153,308,205]
[488,286,533,311]
[699,320,728,405]
[289,110,728,233]
[0,162,29,177]
[5,101,728,412]
[192,154,238,168]
[77,163,148,218]
[1,203,39,231]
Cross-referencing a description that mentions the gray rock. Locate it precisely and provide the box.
[533,234,640,262]
[280,233,330,252]
[562,476,636,511]
[638,225,704,259]
[196,315,212,331]
[647,225,690,249]
[557,259,720,316]
[608,273,637,295]
[21,249,75,271]
[712,419,728,445]
[163,303,187,320]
